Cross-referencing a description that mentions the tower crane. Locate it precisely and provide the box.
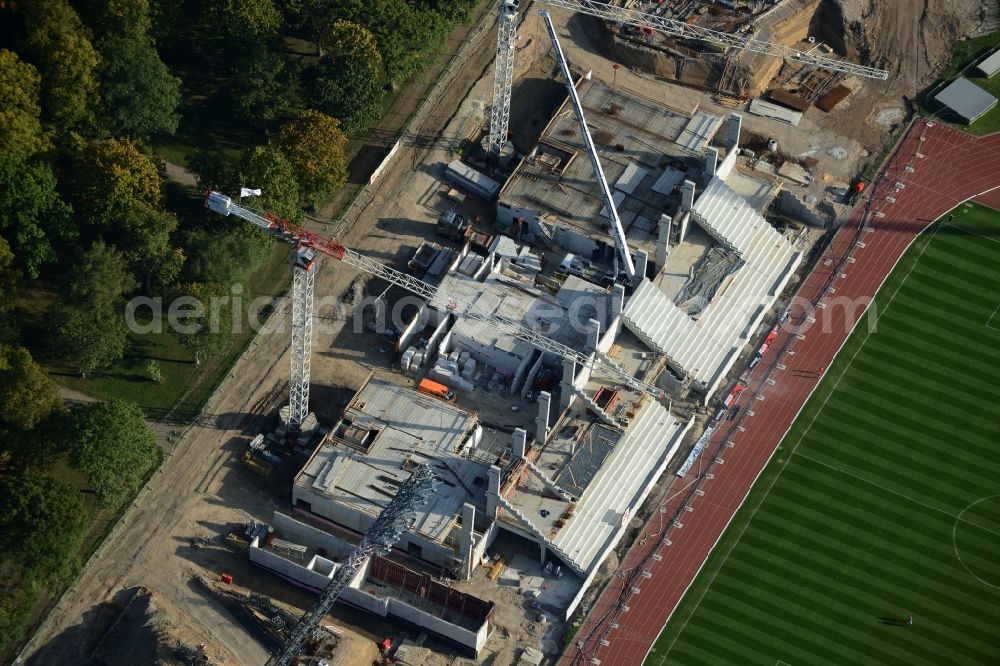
[266,464,438,666]
[205,191,667,405]
[486,0,889,158]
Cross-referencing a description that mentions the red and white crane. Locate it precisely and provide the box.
[204,192,666,425]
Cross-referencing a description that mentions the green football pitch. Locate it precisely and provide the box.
[647,202,1000,665]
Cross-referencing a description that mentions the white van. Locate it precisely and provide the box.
[555,253,588,278]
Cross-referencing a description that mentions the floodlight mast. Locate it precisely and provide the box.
[204,191,666,402]
[539,9,635,281]
[485,0,888,158]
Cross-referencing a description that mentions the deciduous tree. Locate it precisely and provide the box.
[57,399,160,507]
[304,55,383,134]
[0,345,60,432]
[274,110,348,208]
[0,50,48,160]
[0,156,75,278]
[242,145,302,221]
[49,242,136,376]
[207,0,282,41]
[73,138,162,224]
[0,473,88,579]
[319,19,381,69]
[20,0,101,129]
[231,46,294,129]
[171,282,231,365]
[97,35,181,139]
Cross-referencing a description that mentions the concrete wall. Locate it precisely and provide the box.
[777,190,830,227]
[249,543,335,591]
[251,544,489,655]
[273,512,353,560]
[290,493,458,570]
[520,352,545,400]
[716,147,739,181]
[341,586,489,656]
[396,303,429,356]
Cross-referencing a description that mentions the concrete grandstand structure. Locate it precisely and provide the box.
[284,82,801,633]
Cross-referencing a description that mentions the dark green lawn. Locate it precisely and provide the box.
[647,202,1000,665]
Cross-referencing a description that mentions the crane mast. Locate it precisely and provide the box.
[205,192,666,402]
[539,9,635,281]
[266,464,438,666]
[487,0,521,158]
[485,0,888,156]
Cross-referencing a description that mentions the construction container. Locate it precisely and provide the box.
[220,573,233,584]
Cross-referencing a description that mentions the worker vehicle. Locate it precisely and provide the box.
[555,253,589,278]
[418,378,457,403]
[436,209,469,240]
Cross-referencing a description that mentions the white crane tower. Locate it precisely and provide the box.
[205,192,667,430]
[486,0,889,158]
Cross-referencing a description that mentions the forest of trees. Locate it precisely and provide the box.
[0,0,478,655]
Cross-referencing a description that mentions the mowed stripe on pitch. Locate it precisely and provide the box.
[649,203,1000,665]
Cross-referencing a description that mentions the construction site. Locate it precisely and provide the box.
[20,1,1000,666]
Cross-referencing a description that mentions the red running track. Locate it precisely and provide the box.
[561,120,1000,666]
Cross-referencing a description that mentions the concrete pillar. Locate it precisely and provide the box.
[633,249,649,285]
[675,210,691,244]
[560,362,576,410]
[461,503,476,580]
[587,318,601,352]
[680,180,696,212]
[611,284,626,316]
[536,391,552,443]
[486,465,501,519]
[704,147,718,181]
[656,213,671,270]
[511,428,527,459]
[727,113,742,151]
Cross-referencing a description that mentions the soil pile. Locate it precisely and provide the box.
[91,588,234,666]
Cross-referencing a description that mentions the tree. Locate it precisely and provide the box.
[49,242,137,376]
[171,282,231,365]
[304,55,384,134]
[0,345,60,432]
[0,50,49,160]
[109,201,185,289]
[97,36,181,139]
[73,138,162,225]
[71,140,185,287]
[0,155,75,278]
[76,0,153,40]
[360,1,449,86]
[274,110,348,208]
[50,307,129,377]
[57,399,160,507]
[319,19,381,69]
[146,359,161,383]
[182,226,270,285]
[66,241,138,311]
[231,46,294,128]
[187,145,240,193]
[207,0,282,41]
[20,0,101,129]
[242,145,302,221]
[0,238,18,321]
[0,473,88,579]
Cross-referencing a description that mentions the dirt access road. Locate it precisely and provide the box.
[18,6,500,665]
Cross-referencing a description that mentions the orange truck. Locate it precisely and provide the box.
[418,378,456,403]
